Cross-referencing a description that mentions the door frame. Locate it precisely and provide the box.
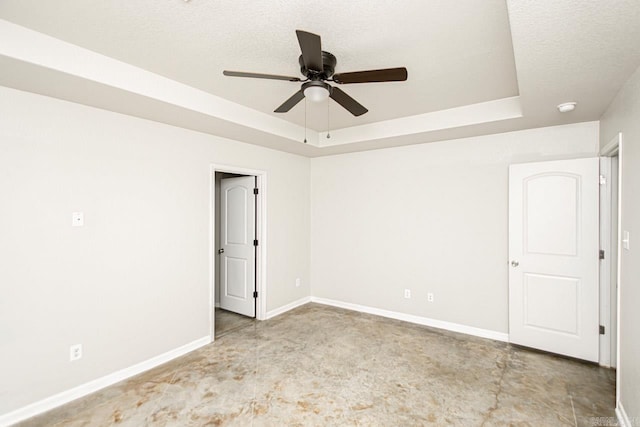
[209,164,267,342]
[598,156,615,368]
[599,133,623,406]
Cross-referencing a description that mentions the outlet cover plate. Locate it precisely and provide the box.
[70,344,82,361]
[72,212,84,227]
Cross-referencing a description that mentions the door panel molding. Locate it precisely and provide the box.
[523,173,581,256]
[523,273,580,335]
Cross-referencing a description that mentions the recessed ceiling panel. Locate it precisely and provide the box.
[0,0,519,131]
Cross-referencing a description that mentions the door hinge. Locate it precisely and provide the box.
[253,291,258,299]
[599,325,605,335]
[253,239,259,246]
[599,175,607,185]
[253,188,259,195]
[599,249,605,260]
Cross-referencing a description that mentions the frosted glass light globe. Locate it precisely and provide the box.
[304,86,329,102]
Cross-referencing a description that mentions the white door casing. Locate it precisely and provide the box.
[508,158,599,362]
[599,156,618,368]
[220,176,256,317]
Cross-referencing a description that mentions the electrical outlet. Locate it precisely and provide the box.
[295,278,301,288]
[404,289,411,299]
[427,293,434,303]
[72,212,84,227]
[70,344,82,361]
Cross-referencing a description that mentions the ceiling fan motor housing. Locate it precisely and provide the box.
[299,51,337,79]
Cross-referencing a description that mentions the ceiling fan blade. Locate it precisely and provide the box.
[333,67,408,84]
[329,87,368,116]
[274,90,305,113]
[296,30,323,72]
[223,70,301,82]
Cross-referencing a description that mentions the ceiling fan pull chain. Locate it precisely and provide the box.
[303,97,307,144]
[327,100,331,139]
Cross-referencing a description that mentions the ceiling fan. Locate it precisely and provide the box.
[223,30,408,117]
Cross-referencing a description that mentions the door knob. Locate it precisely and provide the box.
[511,260,519,267]
[218,248,224,254]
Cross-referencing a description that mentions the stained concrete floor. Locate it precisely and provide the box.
[215,308,255,339]
[19,303,615,426]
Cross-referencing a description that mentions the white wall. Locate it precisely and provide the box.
[0,86,310,416]
[0,80,614,420]
[600,64,640,423]
[311,122,599,333]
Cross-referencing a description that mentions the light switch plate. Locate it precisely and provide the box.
[622,230,630,250]
[72,212,84,227]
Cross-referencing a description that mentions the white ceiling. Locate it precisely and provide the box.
[0,0,519,132]
[0,0,639,156]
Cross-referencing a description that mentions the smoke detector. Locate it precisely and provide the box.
[557,102,577,113]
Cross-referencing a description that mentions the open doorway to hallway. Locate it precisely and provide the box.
[599,132,624,421]
[214,171,258,338]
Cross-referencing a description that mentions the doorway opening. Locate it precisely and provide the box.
[599,132,622,375]
[210,165,267,341]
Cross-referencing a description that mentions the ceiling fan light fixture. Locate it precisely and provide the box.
[304,85,329,103]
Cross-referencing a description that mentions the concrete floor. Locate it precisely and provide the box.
[19,303,615,426]
[215,308,255,339]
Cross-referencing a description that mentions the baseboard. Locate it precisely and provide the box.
[310,297,509,343]
[0,336,210,427]
[616,401,631,427]
[265,296,311,319]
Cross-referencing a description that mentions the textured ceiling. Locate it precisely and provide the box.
[508,0,640,116]
[0,0,518,131]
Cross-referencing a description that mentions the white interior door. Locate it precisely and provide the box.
[220,176,256,317]
[508,158,599,362]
